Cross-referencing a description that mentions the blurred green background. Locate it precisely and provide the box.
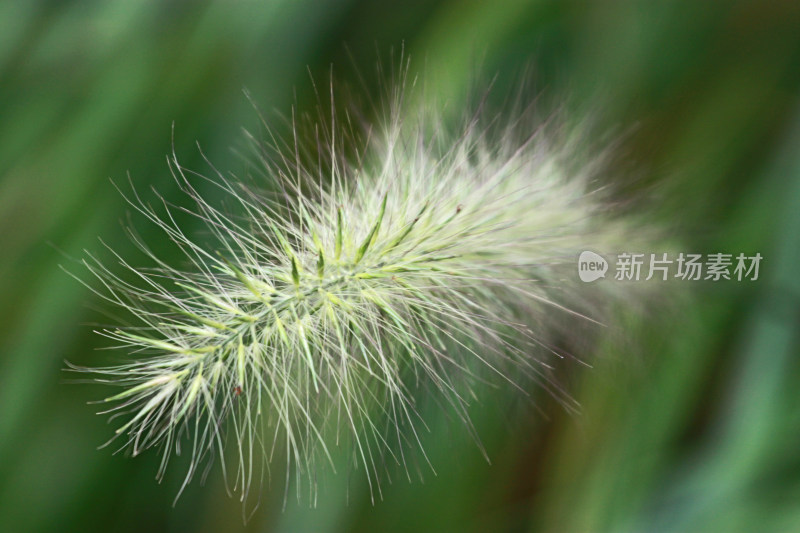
[1,1,799,532]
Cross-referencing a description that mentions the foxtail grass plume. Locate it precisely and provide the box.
[71,76,640,504]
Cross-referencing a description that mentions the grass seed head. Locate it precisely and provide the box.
[71,75,643,505]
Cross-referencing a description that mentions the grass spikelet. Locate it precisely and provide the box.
[69,74,642,505]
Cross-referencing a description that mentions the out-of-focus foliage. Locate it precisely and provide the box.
[1,1,798,532]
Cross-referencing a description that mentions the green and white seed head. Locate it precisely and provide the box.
[70,78,642,504]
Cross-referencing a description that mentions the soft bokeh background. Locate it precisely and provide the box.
[1,1,799,532]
